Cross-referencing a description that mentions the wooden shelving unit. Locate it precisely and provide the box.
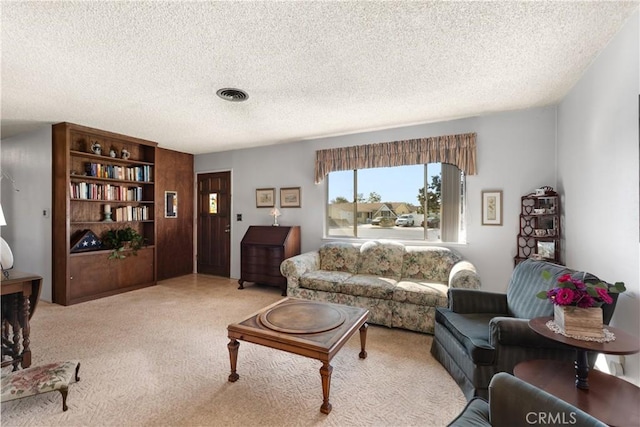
[514,188,561,266]
[52,122,157,305]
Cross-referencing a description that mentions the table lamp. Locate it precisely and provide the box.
[270,208,281,226]
[0,204,14,278]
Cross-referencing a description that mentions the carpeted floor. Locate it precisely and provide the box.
[1,274,466,426]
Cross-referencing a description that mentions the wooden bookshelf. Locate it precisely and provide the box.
[52,122,157,305]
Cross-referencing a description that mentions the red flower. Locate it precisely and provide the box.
[557,274,572,283]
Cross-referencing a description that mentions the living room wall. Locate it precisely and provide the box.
[195,105,558,294]
[0,126,53,301]
[557,11,639,384]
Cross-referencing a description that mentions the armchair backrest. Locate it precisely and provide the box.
[488,373,606,427]
[506,259,616,321]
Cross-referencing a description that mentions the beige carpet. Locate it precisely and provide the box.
[1,274,466,426]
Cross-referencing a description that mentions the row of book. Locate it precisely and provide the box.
[112,206,150,222]
[70,182,144,201]
[84,162,152,182]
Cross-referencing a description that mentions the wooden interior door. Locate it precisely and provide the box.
[197,171,231,276]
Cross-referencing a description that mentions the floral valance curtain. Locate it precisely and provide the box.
[314,132,477,183]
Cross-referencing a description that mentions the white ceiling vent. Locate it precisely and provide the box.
[216,88,249,102]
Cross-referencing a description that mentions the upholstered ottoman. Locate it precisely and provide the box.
[1,360,80,411]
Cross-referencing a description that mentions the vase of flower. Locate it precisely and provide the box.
[553,305,603,338]
[537,271,626,339]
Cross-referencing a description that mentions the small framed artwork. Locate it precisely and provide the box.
[165,191,178,218]
[537,241,555,259]
[256,188,275,208]
[481,190,503,225]
[280,187,301,208]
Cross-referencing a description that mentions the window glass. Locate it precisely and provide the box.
[209,193,218,214]
[327,170,355,237]
[326,163,465,243]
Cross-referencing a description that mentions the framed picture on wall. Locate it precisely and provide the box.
[256,188,275,208]
[482,190,503,225]
[280,187,301,208]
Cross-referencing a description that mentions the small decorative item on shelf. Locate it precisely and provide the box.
[121,149,130,160]
[90,140,102,155]
[101,226,145,259]
[109,148,117,158]
[270,208,281,226]
[536,271,625,339]
[70,229,102,253]
[103,204,113,222]
[534,229,546,236]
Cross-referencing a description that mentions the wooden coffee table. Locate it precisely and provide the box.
[227,298,369,414]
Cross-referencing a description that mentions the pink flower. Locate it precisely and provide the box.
[596,287,613,304]
[571,279,586,290]
[555,288,575,305]
[576,295,595,308]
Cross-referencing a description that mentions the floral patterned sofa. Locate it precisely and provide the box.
[280,240,480,334]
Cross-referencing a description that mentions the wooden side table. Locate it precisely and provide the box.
[515,316,640,426]
[1,270,42,370]
[528,316,640,389]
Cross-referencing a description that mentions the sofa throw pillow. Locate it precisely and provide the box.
[356,240,404,279]
[319,242,360,274]
[401,247,462,282]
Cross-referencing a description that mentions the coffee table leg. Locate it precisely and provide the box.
[359,322,368,359]
[227,338,240,382]
[320,361,333,414]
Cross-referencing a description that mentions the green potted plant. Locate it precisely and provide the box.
[102,226,146,259]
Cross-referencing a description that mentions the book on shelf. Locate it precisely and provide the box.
[112,205,149,222]
[70,182,143,201]
[84,162,152,182]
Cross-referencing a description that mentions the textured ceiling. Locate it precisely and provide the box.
[1,1,637,154]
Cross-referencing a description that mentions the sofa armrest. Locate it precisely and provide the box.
[280,251,320,289]
[448,288,508,314]
[449,260,481,290]
[489,317,572,349]
[489,373,606,427]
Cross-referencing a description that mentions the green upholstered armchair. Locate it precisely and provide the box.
[430,259,618,400]
[447,372,606,427]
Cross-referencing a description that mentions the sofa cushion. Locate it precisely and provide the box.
[340,274,397,300]
[435,309,497,365]
[319,242,360,274]
[393,280,448,306]
[402,247,462,282]
[300,270,353,292]
[356,240,405,279]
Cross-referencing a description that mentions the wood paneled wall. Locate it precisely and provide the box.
[155,148,194,280]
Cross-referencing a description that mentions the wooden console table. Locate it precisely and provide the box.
[1,270,42,370]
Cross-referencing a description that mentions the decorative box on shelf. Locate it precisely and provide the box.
[553,305,604,338]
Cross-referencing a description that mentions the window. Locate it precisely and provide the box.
[327,163,465,243]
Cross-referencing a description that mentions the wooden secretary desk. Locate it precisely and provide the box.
[238,226,301,296]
